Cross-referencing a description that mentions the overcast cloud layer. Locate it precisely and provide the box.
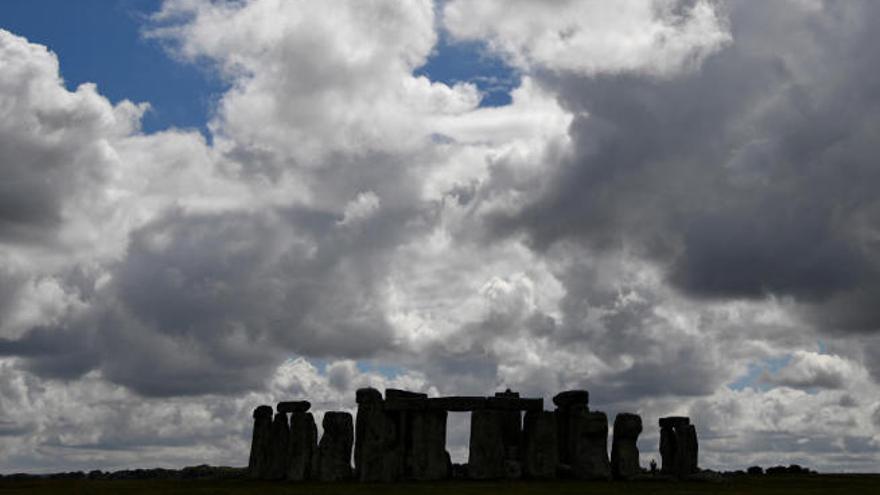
[1,0,880,473]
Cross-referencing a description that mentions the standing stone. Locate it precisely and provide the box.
[384,389,427,481]
[287,411,317,481]
[267,412,291,480]
[569,409,611,480]
[355,387,396,482]
[248,405,274,479]
[495,390,523,472]
[522,410,558,479]
[468,409,506,479]
[553,389,589,468]
[659,416,698,478]
[317,411,354,481]
[611,413,642,480]
[409,409,448,480]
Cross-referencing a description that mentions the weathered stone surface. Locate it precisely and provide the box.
[267,412,290,480]
[355,392,398,482]
[569,410,611,480]
[277,401,311,413]
[385,389,428,400]
[317,412,354,481]
[611,413,642,480]
[523,410,558,479]
[248,405,273,479]
[552,390,589,409]
[468,409,506,479]
[287,412,317,481]
[382,396,543,412]
[409,410,448,480]
[659,416,689,429]
[356,387,382,404]
[659,416,698,478]
[498,408,522,464]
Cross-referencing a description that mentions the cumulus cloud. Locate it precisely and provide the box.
[1,0,880,474]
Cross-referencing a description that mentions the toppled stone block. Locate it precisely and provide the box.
[287,411,317,481]
[523,410,558,479]
[267,412,290,480]
[553,390,589,409]
[277,401,311,413]
[248,405,273,479]
[468,409,506,479]
[317,412,354,481]
[569,410,611,480]
[611,413,642,480]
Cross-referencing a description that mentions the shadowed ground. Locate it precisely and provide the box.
[0,475,878,494]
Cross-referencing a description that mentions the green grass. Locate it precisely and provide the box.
[1,475,878,495]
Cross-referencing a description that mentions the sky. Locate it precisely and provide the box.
[0,0,879,474]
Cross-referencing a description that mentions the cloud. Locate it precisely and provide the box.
[443,0,730,77]
[762,352,861,390]
[1,0,880,474]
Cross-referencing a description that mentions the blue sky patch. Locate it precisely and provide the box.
[0,0,226,136]
[416,35,520,108]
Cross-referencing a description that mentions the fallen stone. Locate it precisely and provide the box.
[317,411,354,481]
[552,390,589,409]
[522,410,558,479]
[287,411,317,481]
[277,401,311,413]
[248,405,273,479]
[611,413,642,480]
[468,409,506,479]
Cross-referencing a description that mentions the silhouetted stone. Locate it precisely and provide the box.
[409,409,448,480]
[356,387,382,404]
[277,401,311,413]
[267,412,290,479]
[611,413,642,480]
[523,410,558,479]
[659,416,689,429]
[317,411,354,481]
[385,389,428,400]
[355,387,398,482]
[569,409,611,480]
[553,390,589,408]
[248,405,273,479]
[468,409,506,479]
[287,411,317,481]
[659,416,698,478]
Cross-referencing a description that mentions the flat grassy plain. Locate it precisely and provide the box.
[0,475,878,495]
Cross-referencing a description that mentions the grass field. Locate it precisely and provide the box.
[0,475,878,495]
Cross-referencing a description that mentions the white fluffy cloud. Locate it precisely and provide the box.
[1,0,880,474]
[443,0,731,77]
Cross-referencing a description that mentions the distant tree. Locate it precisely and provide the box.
[649,459,658,474]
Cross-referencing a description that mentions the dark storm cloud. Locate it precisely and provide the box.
[490,0,880,333]
[0,196,428,396]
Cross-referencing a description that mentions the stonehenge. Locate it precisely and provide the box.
[659,416,699,478]
[247,388,698,482]
[611,413,642,480]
